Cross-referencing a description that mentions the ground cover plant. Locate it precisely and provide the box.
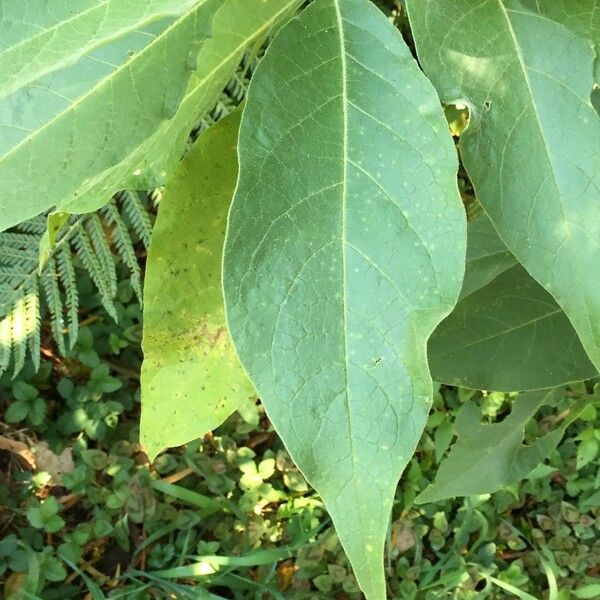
[1,0,600,598]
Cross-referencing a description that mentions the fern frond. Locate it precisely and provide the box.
[102,203,143,301]
[73,225,118,321]
[0,198,153,376]
[85,215,118,298]
[0,314,12,374]
[118,191,152,249]
[10,292,27,377]
[0,51,255,377]
[41,262,67,355]
[24,279,41,372]
[56,245,79,349]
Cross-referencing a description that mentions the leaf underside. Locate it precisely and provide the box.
[407,0,600,374]
[223,0,466,597]
[0,0,302,230]
[141,112,253,461]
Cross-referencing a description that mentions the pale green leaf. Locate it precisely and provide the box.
[141,111,253,461]
[59,0,303,216]
[416,389,590,504]
[407,0,600,372]
[222,0,466,597]
[38,212,70,273]
[522,0,600,84]
[574,584,600,600]
[576,437,599,469]
[0,0,221,230]
[429,214,597,391]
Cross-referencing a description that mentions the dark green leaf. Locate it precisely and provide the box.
[429,216,597,391]
[223,0,466,596]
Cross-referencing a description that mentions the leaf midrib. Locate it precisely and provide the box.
[333,0,358,481]
[497,0,598,353]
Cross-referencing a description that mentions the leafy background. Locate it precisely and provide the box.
[1,268,600,599]
[1,0,600,598]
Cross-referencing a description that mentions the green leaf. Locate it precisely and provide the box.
[0,0,222,230]
[574,584,600,600]
[141,111,253,461]
[60,0,302,216]
[576,437,599,469]
[38,212,70,273]
[5,400,28,423]
[407,0,600,372]
[428,214,597,391]
[222,0,466,597]
[522,0,600,84]
[417,390,591,504]
[458,213,516,301]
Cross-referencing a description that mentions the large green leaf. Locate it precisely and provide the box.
[222,0,466,597]
[141,112,253,461]
[417,389,592,504]
[407,0,600,372]
[60,0,303,216]
[0,0,219,230]
[429,214,597,391]
[521,0,600,84]
[1,0,301,229]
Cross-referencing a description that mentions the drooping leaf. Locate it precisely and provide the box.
[521,0,600,84]
[429,214,597,391]
[407,0,600,372]
[222,0,466,597]
[417,389,593,504]
[0,0,220,230]
[141,111,253,461]
[59,0,303,217]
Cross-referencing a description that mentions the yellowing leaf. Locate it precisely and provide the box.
[141,111,253,461]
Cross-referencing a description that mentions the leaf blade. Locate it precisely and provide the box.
[223,1,466,597]
[141,111,253,461]
[418,391,597,504]
[429,214,598,391]
[0,0,220,230]
[407,0,600,372]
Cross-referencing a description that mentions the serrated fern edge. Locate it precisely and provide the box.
[0,194,152,378]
